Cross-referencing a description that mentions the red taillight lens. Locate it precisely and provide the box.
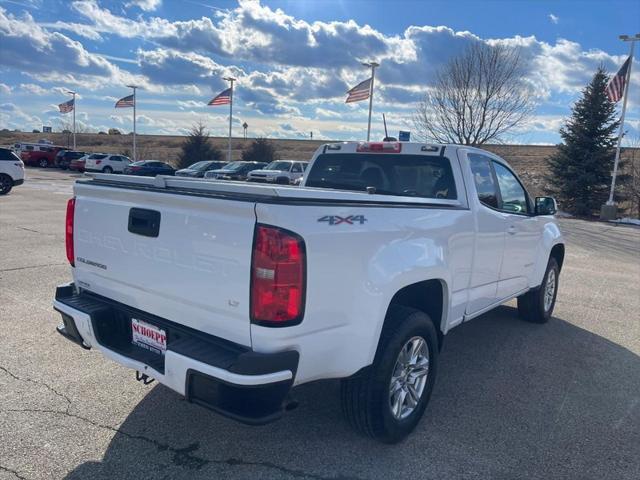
[95,160,102,165]
[356,142,402,153]
[251,225,306,326]
[65,198,75,266]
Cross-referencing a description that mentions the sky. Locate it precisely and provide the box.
[0,0,639,144]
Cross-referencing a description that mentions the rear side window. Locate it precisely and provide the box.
[89,154,108,160]
[305,153,457,199]
[0,149,19,161]
[468,154,499,209]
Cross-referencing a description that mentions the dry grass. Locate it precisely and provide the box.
[2,130,638,202]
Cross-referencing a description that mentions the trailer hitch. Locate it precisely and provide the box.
[136,371,155,385]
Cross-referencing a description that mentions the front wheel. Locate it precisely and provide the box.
[517,257,559,323]
[102,166,113,174]
[340,305,438,443]
[38,158,48,168]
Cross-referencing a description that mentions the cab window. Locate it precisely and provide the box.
[468,154,499,208]
[492,161,529,214]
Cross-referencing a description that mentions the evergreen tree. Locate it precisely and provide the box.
[177,122,221,169]
[546,67,619,216]
[241,137,279,163]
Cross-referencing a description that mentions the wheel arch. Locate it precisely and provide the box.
[383,279,448,351]
[550,243,565,271]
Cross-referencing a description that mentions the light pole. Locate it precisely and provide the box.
[126,85,138,161]
[362,61,379,142]
[66,90,76,150]
[604,33,640,216]
[223,77,235,162]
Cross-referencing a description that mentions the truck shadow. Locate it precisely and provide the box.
[64,306,640,480]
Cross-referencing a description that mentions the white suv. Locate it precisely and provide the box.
[0,147,25,195]
[247,160,308,184]
[85,154,132,173]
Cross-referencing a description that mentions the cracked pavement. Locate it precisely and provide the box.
[1,169,639,479]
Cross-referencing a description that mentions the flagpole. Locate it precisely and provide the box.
[223,77,235,162]
[67,91,76,150]
[607,34,639,205]
[362,61,379,142]
[126,85,138,161]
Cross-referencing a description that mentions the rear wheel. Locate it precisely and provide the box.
[102,166,113,174]
[517,257,559,323]
[38,158,48,168]
[340,305,438,443]
[0,174,13,195]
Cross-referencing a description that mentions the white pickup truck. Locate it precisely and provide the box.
[53,141,564,443]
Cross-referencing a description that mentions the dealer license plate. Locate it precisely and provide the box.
[131,318,167,355]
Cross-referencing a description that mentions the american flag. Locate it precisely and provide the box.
[605,56,631,103]
[58,99,74,113]
[345,77,372,103]
[115,94,135,108]
[208,88,232,106]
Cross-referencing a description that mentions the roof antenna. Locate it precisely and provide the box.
[382,113,397,142]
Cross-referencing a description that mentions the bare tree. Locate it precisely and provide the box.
[413,43,536,145]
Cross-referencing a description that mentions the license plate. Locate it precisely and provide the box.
[131,318,167,355]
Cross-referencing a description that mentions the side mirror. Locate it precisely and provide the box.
[535,196,557,216]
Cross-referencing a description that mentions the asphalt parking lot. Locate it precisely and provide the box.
[1,169,639,480]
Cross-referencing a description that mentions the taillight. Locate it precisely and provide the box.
[65,198,75,266]
[251,225,306,326]
[356,142,402,153]
[95,160,102,165]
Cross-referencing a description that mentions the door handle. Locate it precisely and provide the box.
[507,225,517,235]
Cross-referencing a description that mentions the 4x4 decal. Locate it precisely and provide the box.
[318,215,367,225]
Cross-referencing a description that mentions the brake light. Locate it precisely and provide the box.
[65,198,75,266]
[356,142,402,153]
[95,160,102,165]
[251,225,306,326]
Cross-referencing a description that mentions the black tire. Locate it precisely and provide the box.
[340,305,439,443]
[0,174,13,195]
[38,158,48,168]
[102,166,113,174]
[517,257,559,324]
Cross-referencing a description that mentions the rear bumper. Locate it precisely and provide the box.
[53,283,298,424]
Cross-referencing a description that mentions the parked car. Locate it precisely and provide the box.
[175,160,228,178]
[85,154,132,173]
[69,155,88,172]
[0,147,24,195]
[204,161,268,181]
[54,141,564,443]
[124,160,175,176]
[246,160,308,184]
[56,150,86,170]
[20,144,65,168]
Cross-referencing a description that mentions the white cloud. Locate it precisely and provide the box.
[0,83,11,95]
[19,83,49,95]
[126,0,162,12]
[549,13,559,25]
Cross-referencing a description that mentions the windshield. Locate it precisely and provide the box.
[219,161,244,171]
[187,161,207,170]
[130,161,147,166]
[305,153,457,199]
[265,161,291,171]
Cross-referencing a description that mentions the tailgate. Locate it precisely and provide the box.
[72,181,256,346]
